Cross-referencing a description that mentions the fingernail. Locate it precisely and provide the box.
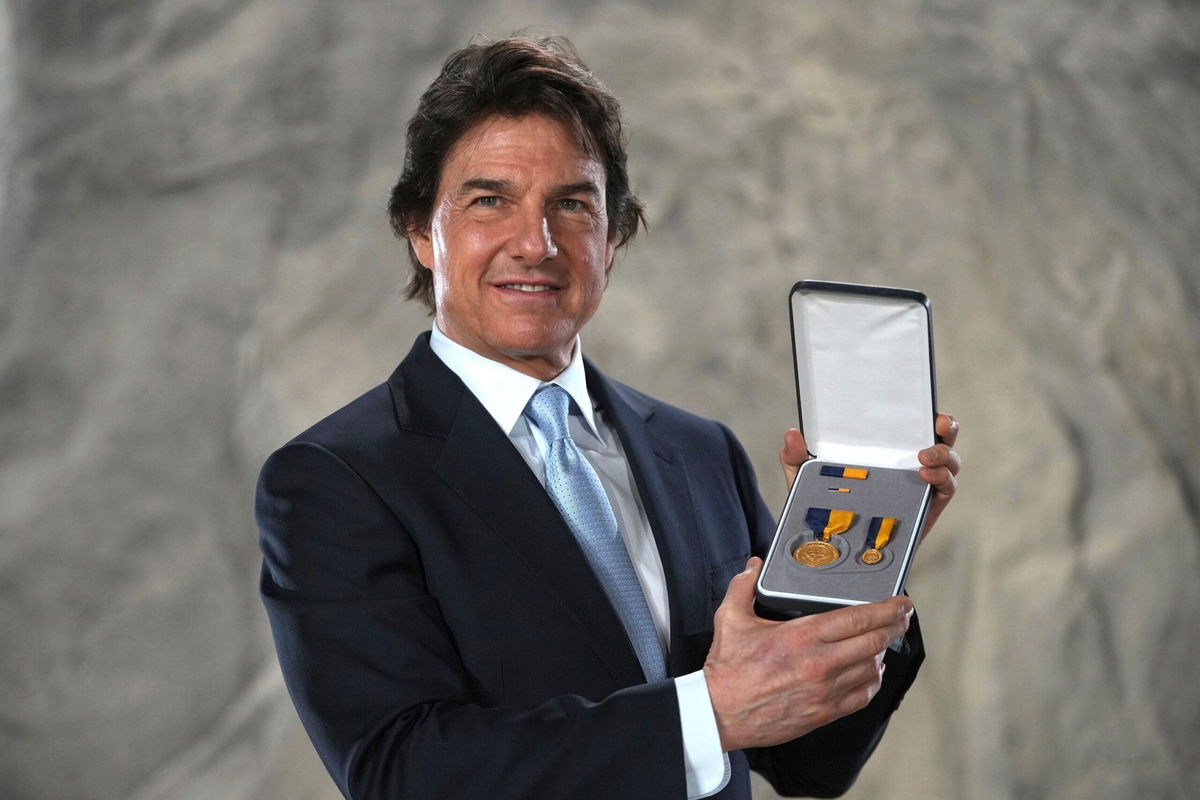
[920,447,937,461]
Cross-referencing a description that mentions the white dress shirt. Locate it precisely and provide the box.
[430,325,730,798]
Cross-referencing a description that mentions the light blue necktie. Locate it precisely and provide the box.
[524,385,667,682]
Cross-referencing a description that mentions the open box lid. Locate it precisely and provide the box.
[790,280,937,469]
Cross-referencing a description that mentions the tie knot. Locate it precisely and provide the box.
[525,384,572,442]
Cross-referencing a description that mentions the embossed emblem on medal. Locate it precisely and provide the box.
[792,540,840,567]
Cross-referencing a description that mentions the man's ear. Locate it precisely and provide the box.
[409,223,434,270]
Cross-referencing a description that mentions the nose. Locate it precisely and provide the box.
[508,207,558,263]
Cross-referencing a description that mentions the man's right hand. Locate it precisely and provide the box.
[702,557,912,752]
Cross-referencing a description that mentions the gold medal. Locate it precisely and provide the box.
[793,540,840,567]
[860,548,883,565]
[794,507,856,567]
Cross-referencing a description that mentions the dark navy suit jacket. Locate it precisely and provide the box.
[256,333,923,799]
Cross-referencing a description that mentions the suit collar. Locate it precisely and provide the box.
[584,363,712,674]
[390,334,649,685]
[427,326,600,439]
[388,335,710,681]
[386,332,461,438]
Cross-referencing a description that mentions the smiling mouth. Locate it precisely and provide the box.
[497,283,556,293]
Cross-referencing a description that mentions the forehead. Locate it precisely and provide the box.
[438,114,605,188]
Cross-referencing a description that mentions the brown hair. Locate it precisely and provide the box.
[387,34,645,313]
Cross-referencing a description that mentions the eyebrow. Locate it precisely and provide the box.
[456,178,511,197]
[454,178,601,198]
[553,181,601,197]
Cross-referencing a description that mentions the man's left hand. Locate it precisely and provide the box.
[916,413,960,538]
[779,413,961,540]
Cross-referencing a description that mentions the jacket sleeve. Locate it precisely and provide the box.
[718,425,926,798]
[256,440,686,800]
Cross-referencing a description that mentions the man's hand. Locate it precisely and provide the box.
[778,428,811,494]
[778,413,961,540]
[703,558,912,751]
[916,413,960,539]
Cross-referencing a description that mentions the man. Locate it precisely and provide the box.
[256,35,960,799]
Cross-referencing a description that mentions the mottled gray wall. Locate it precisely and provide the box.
[2,1,1196,799]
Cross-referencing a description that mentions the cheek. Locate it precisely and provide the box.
[431,262,450,301]
[430,218,458,269]
[446,224,502,268]
[586,239,614,291]
[576,263,608,319]
[431,226,489,293]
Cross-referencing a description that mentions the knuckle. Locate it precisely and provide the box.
[812,706,839,728]
[797,655,834,685]
[845,606,874,636]
[868,628,895,653]
[722,571,747,594]
[835,690,869,719]
[881,622,905,649]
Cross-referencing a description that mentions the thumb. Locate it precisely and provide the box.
[717,556,763,618]
[779,428,810,492]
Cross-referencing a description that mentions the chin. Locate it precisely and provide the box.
[501,322,574,347]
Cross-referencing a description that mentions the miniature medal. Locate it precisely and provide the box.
[861,516,897,565]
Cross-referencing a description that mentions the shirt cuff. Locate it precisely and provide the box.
[675,670,731,799]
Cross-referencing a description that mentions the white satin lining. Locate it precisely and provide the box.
[792,289,934,468]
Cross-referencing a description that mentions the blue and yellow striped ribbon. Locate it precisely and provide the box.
[805,507,856,540]
[868,516,897,550]
[820,465,869,480]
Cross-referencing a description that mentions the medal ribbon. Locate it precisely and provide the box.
[805,507,856,540]
[868,516,897,550]
[820,465,869,480]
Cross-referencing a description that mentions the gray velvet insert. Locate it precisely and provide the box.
[758,460,930,612]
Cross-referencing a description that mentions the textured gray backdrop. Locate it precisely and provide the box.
[2,1,1197,798]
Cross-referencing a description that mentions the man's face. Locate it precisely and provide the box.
[410,113,616,379]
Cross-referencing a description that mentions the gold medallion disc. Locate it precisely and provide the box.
[792,540,839,567]
[860,548,883,565]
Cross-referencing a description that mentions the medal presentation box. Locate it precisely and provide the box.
[756,280,937,617]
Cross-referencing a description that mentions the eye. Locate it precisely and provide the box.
[472,195,502,208]
[557,198,585,212]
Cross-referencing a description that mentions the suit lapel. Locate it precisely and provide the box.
[587,365,713,676]
[389,335,647,686]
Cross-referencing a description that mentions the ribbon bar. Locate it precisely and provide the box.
[820,465,869,480]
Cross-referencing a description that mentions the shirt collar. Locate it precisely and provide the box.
[429,324,600,438]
